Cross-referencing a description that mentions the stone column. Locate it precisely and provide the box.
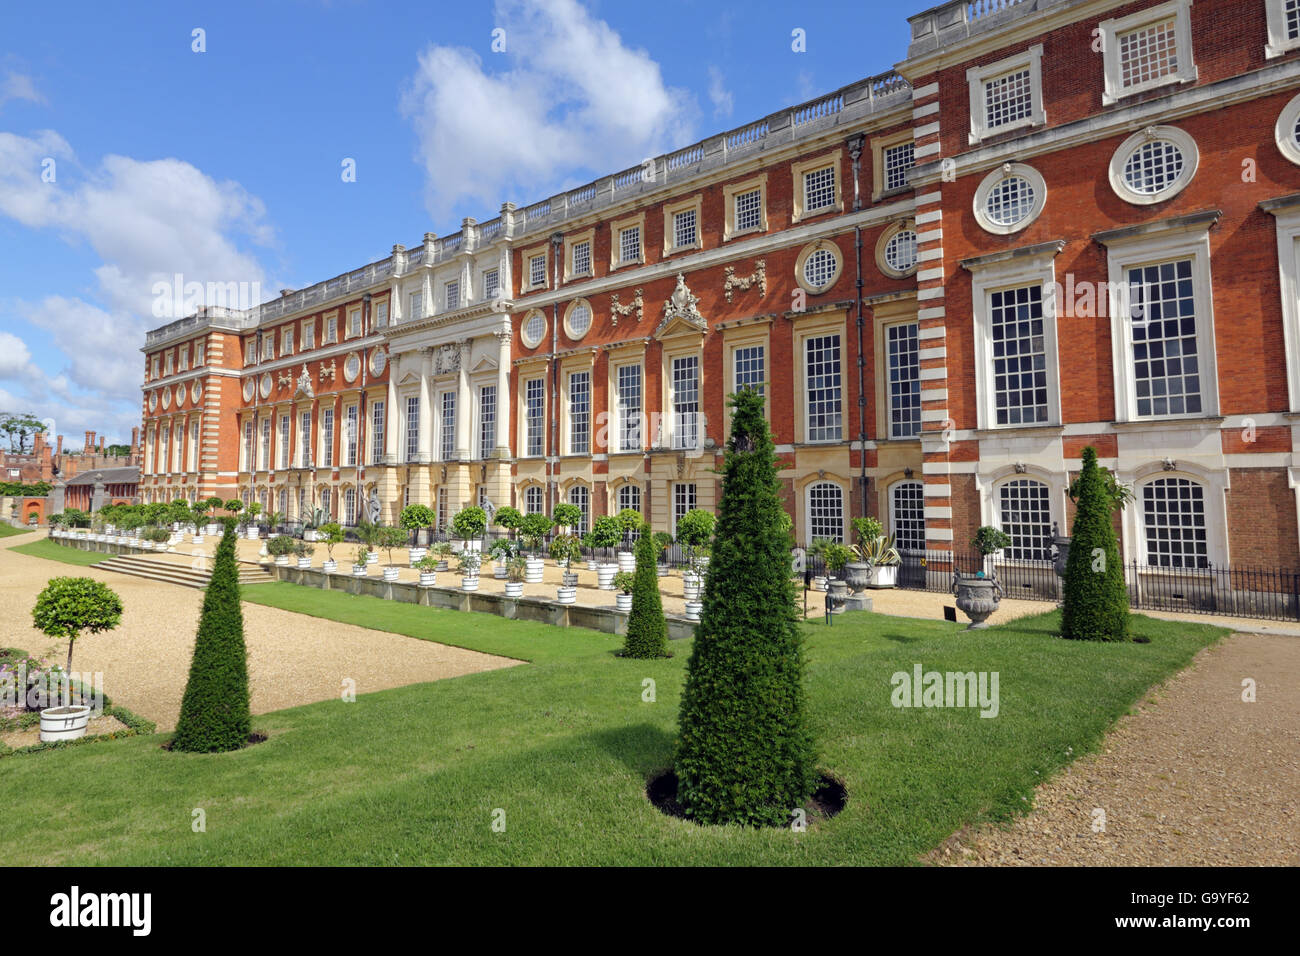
[385,376,399,460]
[495,329,512,456]
[455,339,471,460]
[418,351,433,462]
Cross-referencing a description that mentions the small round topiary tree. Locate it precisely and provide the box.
[552,502,582,535]
[622,523,668,659]
[519,512,554,554]
[1061,446,1130,642]
[494,505,523,539]
[32,576,124,672]
[172,519,252,752]
[589,514,622,562]
[451,506,487,544]
[399,504,435,544]
[674,388,816,827]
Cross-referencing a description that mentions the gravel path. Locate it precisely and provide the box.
[934,632,1300,866]
[1,533,519,731]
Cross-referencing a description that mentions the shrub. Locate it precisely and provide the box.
[451,506,487,542]
[615,508,643,538]
[551,503,582,532]
[267,535,296,557]
[972,526,1011,556]
[622,524,668,659]
[319,522,344,560]
[1061,446,1130,642]
[494,506,523,535]
[31,577,124,673]
[549,533,582,568]
[589,515,622,557]
[519,512,554,553]
[506,553,528,583]
[224,499,243,516]
[851,516,884,543]
[675,388,816,827]
[399,504,435,534]
[823,542,853,575]
[171,520,251,752]
[614,570,635,594]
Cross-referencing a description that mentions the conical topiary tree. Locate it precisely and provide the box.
[172,518,252,751]
[622,523,668,659]
[674,388,816,826]
[1061,445,1130,642]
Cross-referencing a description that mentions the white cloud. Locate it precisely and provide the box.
[0,132,276,444]
[707,66,733,119]
[401,0,697,219]
[0,71,45,109]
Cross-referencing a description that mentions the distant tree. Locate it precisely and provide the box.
[0,412,45,453]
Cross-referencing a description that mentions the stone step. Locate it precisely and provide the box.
[93,555,275,589]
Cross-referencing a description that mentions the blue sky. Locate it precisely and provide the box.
[0,0,911,446]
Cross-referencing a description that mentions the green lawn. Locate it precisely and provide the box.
[9,538,110,566]
[0,523,36,538]
[0,577,1228,865]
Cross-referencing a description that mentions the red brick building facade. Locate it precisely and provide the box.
[138,0,1300,571]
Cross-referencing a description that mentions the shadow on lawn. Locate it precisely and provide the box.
[588,722,675,777]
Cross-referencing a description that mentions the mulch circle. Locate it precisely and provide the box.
[646,768,848,826]
[161,731,268,752]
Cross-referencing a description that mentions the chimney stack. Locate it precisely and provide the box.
[56,435,63,457]
[34,432,45,456]
[131,426,140,453]
[84,430,92,452]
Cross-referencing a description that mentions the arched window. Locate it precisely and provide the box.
[568,484,590,535]
[320,487,331,520]
[344,487,357,526]
[1141,477,1208,568]
[998,479,1051,560]
[890,481,926,552]
[807,481,845,543]
[524,485,543,514]
[278,489,287,517]
[616,483,641,515]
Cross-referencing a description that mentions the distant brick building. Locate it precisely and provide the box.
[138,0,1300,570]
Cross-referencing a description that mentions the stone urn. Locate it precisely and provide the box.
[827,577,851,613]
[952,571,1004,629]
[842,561,873,596]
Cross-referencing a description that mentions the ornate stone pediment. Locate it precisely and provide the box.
[654,274,706,339]
[434,343,463,376]
[294,364,315,399]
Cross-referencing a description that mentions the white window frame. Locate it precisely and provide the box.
[439,390,456,461]
[344,403,359,466]
[614,360,643,454]
[478,385,496,459]
[1108,125,1199,206]
[995,476,1055,561]
[348,308,362,338]
[1275,93,1300,166]
[445,280,460,312]
[370,399,385,464]
[804,331,844,444]
[565,231,594,280]
[876,220,918,279]
[482,268,500,302]
[663,195,703,256]
[672,482,697,535]
[885,319,922,439]
[966,44,1045,144]
[669,353,701,451]
[278,414,290,470]
[523,377,546,457]
[1099,0,1198,106]
[281,327,293,356]
[324,314,338,344]
[320,407,334,468]
[1100,219,1220,423]
[1267,0,1300,56]
[611,214,646,270]
[791,149,843,223]
[566,369,591,456]
[966,243,1064,431]
[973,162,1047,236]
[520,309,547,349]
[563,298,593,341]
[1265,197,1300,411]
[299,411,312,468]
[408,292,423,323]
[722,174,768,241]
[889,479,927,552]
[301,319,315,350]
[806,480,846,544]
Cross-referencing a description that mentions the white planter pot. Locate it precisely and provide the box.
[683,575,701,602]
[192,534,204,544]
[657,565,669,577]
[525,557,545,584]
[684,600,703,621]
[40,705,91,742]
[352,564,368,577]
[462,575,479,592]
[504,581,524,598]
[408,548,426,565]
[383,567,399,582]
[171,522,181,532]
[616,593,632,612]
[323,559,338,574]
[596,564,617,590]
[556,585,576,605]
[869,564,899,588]
[812,576,828,591]
[304,529,318,542]
[586,559,598,571]
[618,552,637,574]
[274,555,290,567]
[247,529,260,540]
[365,551,379,565]
[207,523,220,536]
[297,557,312,570]
[419,571,437,587]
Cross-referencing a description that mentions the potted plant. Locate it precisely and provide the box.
[519,512,553,583]
[431,539,453,571]
[301,505,325,542]
[589,514,622,588]
[494,505,523,545]
[264,510,285,535]
[30,576,123,741]
[488,536,517,579]
[223,499,243,536]
[551,502,582,538]
[504,553,527,598]
[613,570,635,612]
[675,508,715,603]
[375,525,407,582]
[267,534,296,567]
[953,526,1012,629]
[653,531,673,576]
[243,501,262,539]
[823,541,854,611]
[191,498,210,537]
[352,544,370,576]
[319,522,344,573]
[615,508,641,573]
[451,506,488,556]
[294,539,314,570]
[849,516,900,590]
[415,553,439,587]
[458,548,481,591]
[550,533,581,602]
[400,503,435,562]
[581,532,598,571]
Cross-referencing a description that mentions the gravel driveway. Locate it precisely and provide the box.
[935,632,1300,866]
[1,533,519,731]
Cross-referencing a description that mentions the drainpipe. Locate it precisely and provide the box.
[854,224,868,522]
